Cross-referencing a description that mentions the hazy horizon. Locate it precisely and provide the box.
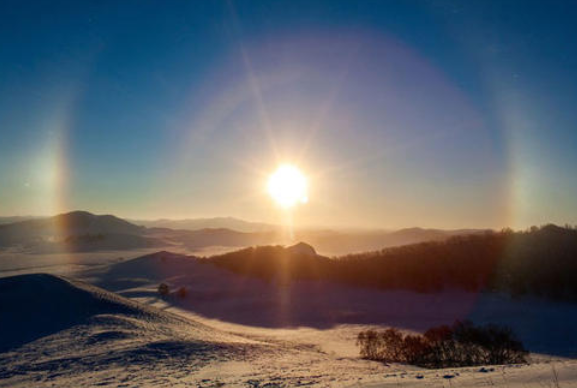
[0,208,566,232]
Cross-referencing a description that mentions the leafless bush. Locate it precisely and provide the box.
[357,321,527,368]
[157,282,169,297]
[176,286,187,298]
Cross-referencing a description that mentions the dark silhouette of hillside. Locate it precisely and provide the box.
[210,243,331,285]
[0,211,144,247]
[209,225,577,302]
[0,273,158,352]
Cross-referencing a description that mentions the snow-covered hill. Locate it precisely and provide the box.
[0,273,264,387]
[1,254,577,387]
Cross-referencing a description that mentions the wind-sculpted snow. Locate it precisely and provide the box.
[0,274,265,387]
[1,274,140,352]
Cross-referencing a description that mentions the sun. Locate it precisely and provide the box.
[267,164,308,208]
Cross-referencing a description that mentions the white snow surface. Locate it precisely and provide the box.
[0,250,576,387]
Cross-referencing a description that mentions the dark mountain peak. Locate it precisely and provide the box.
[0,210,145,249]
[56,210,94,218]
[51,211,143,235]
[397,227,425,232]
[287,241,317,256]
[53,210,95,226]
[538,223,565,233]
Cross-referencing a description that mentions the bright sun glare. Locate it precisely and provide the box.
[268,164,308,209]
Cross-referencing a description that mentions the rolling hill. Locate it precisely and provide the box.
[0,273,262,386]
[0,211,144,246]
[207,225,577,302]
[0,210,488,254]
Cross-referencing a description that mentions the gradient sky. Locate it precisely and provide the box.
[1,0,576,229]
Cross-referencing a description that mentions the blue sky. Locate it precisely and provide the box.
[1,0,576,229]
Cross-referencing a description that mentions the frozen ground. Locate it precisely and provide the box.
[1,250,576,387]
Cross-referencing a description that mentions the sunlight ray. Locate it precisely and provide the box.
[297,45,358,163]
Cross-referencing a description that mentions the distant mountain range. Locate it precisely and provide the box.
[131,217,276,233]
[0,216,45,225]
[0,210,489,254]
[0,211,142,241]
[292,227,489,255]
[0,211,157,252]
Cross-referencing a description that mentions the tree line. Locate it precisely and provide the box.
[209,224,577,301]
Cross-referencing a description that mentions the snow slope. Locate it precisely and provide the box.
[0,274,264,387]
[1,252,577,387]
[90,251,577,357]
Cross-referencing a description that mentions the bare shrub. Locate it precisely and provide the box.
[157,283,169,297]
[176,286,187,298]
[358,321,527,368]
[380,328,404,362]
[402,334,430,365]
[357,329,381,360]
